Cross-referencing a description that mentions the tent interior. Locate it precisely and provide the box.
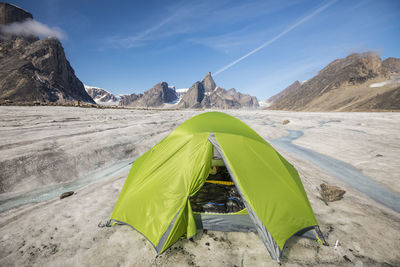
[190,159,246,214]
[190,145,256,232]
[190,144,246,213]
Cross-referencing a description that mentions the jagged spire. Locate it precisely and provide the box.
[201,72,216,92]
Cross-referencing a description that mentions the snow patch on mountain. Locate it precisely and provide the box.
[259,100,272,108]
[175,88,189,93]
[369,76,400,88]
[84,85,120,105]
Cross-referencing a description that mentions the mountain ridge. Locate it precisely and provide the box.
[87,72,259,109]
[268,52,400,111]
[177,72,259,109]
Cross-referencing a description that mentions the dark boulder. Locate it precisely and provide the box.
[60,191,74,199]
[320,183,346,202]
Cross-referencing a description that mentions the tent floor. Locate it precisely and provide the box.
[190,167,246,214]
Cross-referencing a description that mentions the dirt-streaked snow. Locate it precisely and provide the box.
[0,107,399,266]
[369,75,400,88]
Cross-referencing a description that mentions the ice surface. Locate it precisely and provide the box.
[0,107,399,266]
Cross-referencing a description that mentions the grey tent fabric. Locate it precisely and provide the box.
[194,213,256,232]
[155,209,181,254]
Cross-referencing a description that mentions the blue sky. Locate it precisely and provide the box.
[9,0,400,99]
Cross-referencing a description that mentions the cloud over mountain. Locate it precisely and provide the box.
[0,19,66,39]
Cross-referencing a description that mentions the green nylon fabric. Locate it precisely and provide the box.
[111,111,318,252]
[215,133,317,249]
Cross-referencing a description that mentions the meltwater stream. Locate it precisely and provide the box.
[0,158,135,213]
[272,130,400,213]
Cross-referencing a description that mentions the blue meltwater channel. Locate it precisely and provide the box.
[0,158,135,213]
[272,130,400,213]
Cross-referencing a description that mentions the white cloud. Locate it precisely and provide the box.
[0,19,66,39]
[188,26,259,54]
[213,0,337,76]
[104,1,302,49]
[106,13,181,48]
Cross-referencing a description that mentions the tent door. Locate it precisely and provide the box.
[208,133,282,261]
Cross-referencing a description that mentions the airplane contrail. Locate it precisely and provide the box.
[213,0,337,76]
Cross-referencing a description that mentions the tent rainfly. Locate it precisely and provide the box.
[110,111,325,262]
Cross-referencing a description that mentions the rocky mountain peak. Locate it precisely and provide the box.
[0,2,38,41]
[0,2,33,25]
[320,52,382,83]
[382,57,400,74]
[177,74,258,109]
[119,93,141,106]
[118,81,178,107]
[153,81,178,103]
[0,3,95,104]
[201,72,216,92]
[177,82,205,109]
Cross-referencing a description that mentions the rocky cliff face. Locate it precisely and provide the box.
[202,72,216,92]
[205,87,259,109]
[119,93,141,106]
[268,52,400,111]
[207,87,241,109]
[177,82,205,108]
[119,82,177,107]
[0,3,94,104]
[177,72,259,109]
[0,2,32,25]
[382,57,400,74]
[228,88,259,108]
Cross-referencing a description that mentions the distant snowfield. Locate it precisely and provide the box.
[96,100,120,106]
[175,88,189,93]
[258,100,271,108]
[84,85,104,91]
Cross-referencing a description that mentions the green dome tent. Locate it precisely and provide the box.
[110,111,324,262]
